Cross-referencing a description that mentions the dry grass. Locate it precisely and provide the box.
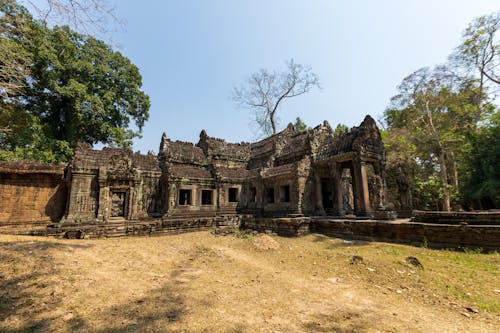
[0,231,498,332]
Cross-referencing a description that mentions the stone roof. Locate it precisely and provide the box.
[197,130,250,161]
[168,164,212,179]
[261,163,296,179]
[277,132,310,159]
[0,161,66,175]
[215,167,251,180]
[161,140,206,165]
[71,144,160,172]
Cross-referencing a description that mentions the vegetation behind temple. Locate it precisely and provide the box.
[0,0,150,163]
[382,12,499,211]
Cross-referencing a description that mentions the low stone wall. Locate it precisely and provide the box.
[412,210,500,225]
[311,219,500,250]
[242,216,311,236]
[241,217,500,250]
[23,215,241,239]
[0,162,67,224]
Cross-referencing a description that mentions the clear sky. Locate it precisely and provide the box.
[61,1,500,153]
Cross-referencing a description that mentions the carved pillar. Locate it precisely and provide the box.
[373,162,386,209]
[129,178,142,219]
[353,159,371,216]
[96,171,108,223]
[168,182,177,214]
[314,172,325,215]
[296,176,306,214]
[331,162,345,216]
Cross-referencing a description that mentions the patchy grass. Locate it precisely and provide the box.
[0,232,498,332]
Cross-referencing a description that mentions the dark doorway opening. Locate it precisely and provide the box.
[321,178,333,209]
[279,185,290,203]
[201,190,213,205]
[179,189,192,205]
[228,187,239,202]
[249,187,257,202]
[265,187,275,203]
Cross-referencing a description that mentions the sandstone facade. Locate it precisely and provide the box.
[0,115,390,225]
[62,115,389,223]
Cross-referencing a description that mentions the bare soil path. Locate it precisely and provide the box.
[0,231,498,332]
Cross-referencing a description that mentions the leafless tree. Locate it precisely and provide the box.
[232,59,320,136]
[24,0,123,38]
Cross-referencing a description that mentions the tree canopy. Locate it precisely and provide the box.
[0,0,150,162]
[383,11,499,211]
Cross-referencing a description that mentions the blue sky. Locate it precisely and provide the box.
[30,1,500,153]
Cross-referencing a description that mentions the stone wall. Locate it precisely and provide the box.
[241,216,500,250]
[24,215,242,239]
[0,162,67,224]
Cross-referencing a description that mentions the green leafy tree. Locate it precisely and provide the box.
[462,111,500,208]
[384,66,488,211]
[333,123,349,135]
[0,1,150,162]
[293,117,309,133]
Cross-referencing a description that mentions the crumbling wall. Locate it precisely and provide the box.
[0,162,67,224]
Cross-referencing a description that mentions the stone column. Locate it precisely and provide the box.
[331,163,345,216]
[372,162,386,209]
[353,159,371,216]
[129,178,142,219]
[314,172,325,215]
[96,177,108,222]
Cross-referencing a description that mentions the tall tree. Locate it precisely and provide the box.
[0,1,150,162]
[384,66,486,211]
[451,11,500,123]
[0,0,32,99]
[462,111,500,208]
[232,59,320,136]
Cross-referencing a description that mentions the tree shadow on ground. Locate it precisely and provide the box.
[310,233,373,249]
[68,248,219,333]
[0,240,94,333]
[301,310,380,333]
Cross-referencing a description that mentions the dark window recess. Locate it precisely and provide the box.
[201,190,213,205]
[279,185,290,203]
[228,187,238,202]
[249,187,257,202]
[266,187,275,203]
[179,189,192,205]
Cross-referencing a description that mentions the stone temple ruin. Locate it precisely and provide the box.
[63,115,389,223]
[1,115,498,249]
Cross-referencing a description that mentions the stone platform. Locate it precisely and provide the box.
[1,214,498,251]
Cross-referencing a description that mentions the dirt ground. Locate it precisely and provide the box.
[0,230,498,332]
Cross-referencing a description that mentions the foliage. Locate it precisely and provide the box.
[452,11,500,86]
[293,117,309,133]
[0,0,34,99]
[333,123,349,135]
[462,112,500,208]
[232,59,320,136]
[383,12,500,210]
[0,1,150,162]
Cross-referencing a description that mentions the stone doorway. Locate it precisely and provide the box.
[111,191,127,217]
[321,178,333,210]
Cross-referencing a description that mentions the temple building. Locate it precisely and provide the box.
[62,115,389,223]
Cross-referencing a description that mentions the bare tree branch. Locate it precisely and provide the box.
[231,59,320,136]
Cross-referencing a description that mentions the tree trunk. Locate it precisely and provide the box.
[437,150,451,212]
[270,112,277,134]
